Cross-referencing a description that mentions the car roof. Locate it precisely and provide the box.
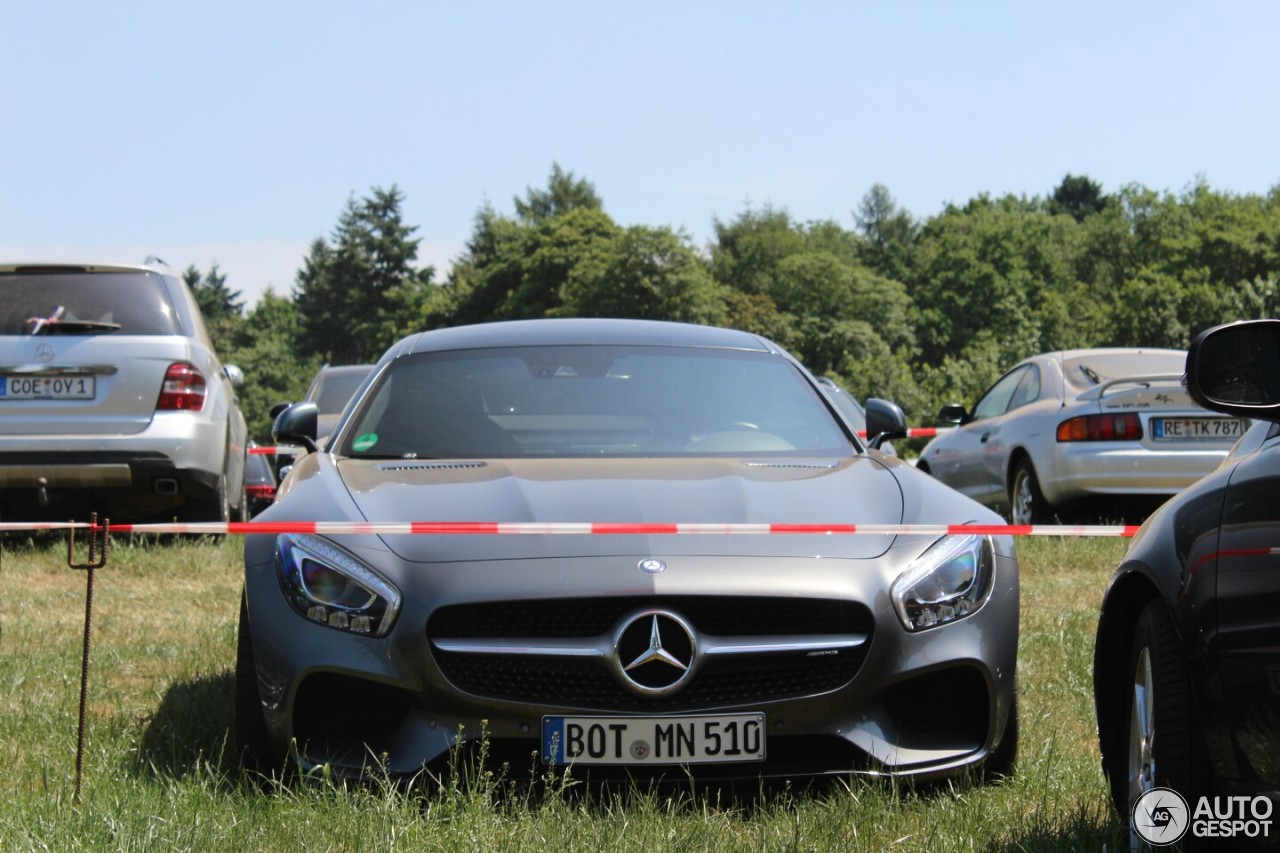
[401,318,780,355]
[0,262,170,276]
[1054,347,1186,360]
[316,364,375,376]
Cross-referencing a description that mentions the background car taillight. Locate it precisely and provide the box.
[156,362,207,411]
[246,483,276,501]
[1056,413,1143,442]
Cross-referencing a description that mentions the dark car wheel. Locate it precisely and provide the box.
[235,591,277,773]
[232,477,248,523]
[1009,458,1050,525]
[180,472,230,524]
[1111,601,1206,848]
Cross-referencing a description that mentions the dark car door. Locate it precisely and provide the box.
[1207,422,1280,789]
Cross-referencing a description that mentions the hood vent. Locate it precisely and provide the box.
[744,461,839,470]
[375,460,488,472]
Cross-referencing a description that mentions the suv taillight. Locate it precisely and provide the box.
[157,362,207,411]
[1056,413,1143,442]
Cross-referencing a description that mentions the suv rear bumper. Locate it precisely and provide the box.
[0,451,220,522]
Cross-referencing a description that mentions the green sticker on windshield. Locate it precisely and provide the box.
[353,433,379,452]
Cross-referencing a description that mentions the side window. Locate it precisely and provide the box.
[1008,365,1041,411]
[972,367,1029,421]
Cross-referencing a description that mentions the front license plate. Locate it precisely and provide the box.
[1151,416,1246,441]
[0,375,96,400]
[542,713,766,765]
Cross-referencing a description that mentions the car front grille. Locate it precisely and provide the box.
[427,596,874,712]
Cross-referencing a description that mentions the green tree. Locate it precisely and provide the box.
[854,184,917,281]
[1047,174,1108,223]
[439,167,611,326]
[294,185,432,363]
[909,194,1085,368]
[556,224,727,324]
[513,162,603,225]
[182,263,244,353]
[710,206,806,297]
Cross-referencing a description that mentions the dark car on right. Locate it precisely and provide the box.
[1093,319,1280,849]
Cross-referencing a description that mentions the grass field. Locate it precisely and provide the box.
[0,534,1131,851]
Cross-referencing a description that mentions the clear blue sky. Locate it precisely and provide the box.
[3,1,1277,307]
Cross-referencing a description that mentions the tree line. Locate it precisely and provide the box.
[187,165,1280,443]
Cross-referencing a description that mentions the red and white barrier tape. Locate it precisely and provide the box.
[855,427,953,439]
[89,520,1139,537]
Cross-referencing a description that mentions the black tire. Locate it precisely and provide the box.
[180,472,230,524]
[231,475,248,523]
[984,689,1019,782]
[1109,601,1207,848]
[1008,458,1051,525]
[234,590,277,773]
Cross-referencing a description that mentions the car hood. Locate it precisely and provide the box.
[326,455,905,562]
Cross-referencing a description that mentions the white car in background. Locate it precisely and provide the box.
[916,348,1243,523]
[0,262,248,522]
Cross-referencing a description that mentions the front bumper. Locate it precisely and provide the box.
[244,541,1019,782]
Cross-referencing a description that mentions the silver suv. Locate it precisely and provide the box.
[0,262,248,522]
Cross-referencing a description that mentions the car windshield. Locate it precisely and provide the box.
[0,270,180,335]
[1063,351,1186,388]
[312,369,371,414]
[340,345,852,459]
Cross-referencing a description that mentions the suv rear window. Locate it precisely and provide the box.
[0,270,181,336]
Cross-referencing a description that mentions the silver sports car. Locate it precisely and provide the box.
[917,348,1244,524]
[238,319,1019,785]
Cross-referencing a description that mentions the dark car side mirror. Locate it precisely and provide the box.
[937,403,969,426]
[273,401,320,453]
[1187,319,1280,422]
[865,398,908,450]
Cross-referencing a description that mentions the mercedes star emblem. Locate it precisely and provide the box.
[614,610,697,695]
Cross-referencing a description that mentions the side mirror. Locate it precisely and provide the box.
[865,398,908,450]
[269,401,292,419]
[272,401,320,453]
[1187,319,1280,422]
[937,403,968,426]
[224,364,245,389]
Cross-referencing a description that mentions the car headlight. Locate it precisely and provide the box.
[891,534,995,631]
[276,534,401,636]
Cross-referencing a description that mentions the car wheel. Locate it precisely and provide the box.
[235,590,277,773]
[1113,601,1206,848]
[231,476,248,523]
[180,472,230,524]
[1009,458,1050,525]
